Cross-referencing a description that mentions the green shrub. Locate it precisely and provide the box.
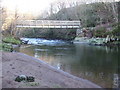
[112,25,120,36]
[94,27,106,37]
[0,43,13,52]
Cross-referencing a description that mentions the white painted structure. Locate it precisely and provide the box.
[16,20,81,29]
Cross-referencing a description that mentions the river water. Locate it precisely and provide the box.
[15,38,119,88]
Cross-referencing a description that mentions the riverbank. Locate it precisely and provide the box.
[2,52,101,88]
[73,37,120,46]
[1,36,22,52]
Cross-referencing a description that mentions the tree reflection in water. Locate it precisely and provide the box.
[16,40,119,88]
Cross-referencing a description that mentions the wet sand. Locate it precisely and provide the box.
[2,52,101,88]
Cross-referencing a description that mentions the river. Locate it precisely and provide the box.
[15,38,119,88]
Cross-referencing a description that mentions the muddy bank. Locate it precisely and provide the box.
[2,52,101,88]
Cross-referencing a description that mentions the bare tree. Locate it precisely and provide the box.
[50,3,54,15]
[11,7,19,35]
[1,6,20,36]
[57,1,66,11]
[111,2,118,23]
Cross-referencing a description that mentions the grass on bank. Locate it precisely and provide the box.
[2,36,21,45]
[0,43,13,52]
[1,36,22,52]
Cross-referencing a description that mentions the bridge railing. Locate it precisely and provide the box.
[16,20,80,26]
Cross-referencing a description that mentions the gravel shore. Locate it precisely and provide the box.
[2,52,101,88]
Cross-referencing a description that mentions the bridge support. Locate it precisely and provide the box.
[76,29,82,37]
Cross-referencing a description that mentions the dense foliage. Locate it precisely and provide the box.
[20,28,76,40]
[112,24,120,36]
[1,1,119,41]
[44,2,119,28]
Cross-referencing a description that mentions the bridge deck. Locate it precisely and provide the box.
[16,20,81,28]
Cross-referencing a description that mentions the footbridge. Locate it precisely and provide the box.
[16,20,81,29]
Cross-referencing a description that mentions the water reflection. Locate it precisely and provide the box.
[15,41,119,88]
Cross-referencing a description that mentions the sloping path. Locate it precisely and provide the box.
[2,52,101,88]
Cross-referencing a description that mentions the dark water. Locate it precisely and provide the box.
[15,38,119,88]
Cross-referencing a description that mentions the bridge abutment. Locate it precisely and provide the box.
[76,28,82,37]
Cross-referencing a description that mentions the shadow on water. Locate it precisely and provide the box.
[15,38,120,88]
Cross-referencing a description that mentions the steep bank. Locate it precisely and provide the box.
[2,52,101,88]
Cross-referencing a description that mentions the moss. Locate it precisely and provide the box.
[53,84,61,88]
[2,36,21,45]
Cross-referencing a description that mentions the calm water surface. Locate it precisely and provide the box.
[15,38,119,88]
